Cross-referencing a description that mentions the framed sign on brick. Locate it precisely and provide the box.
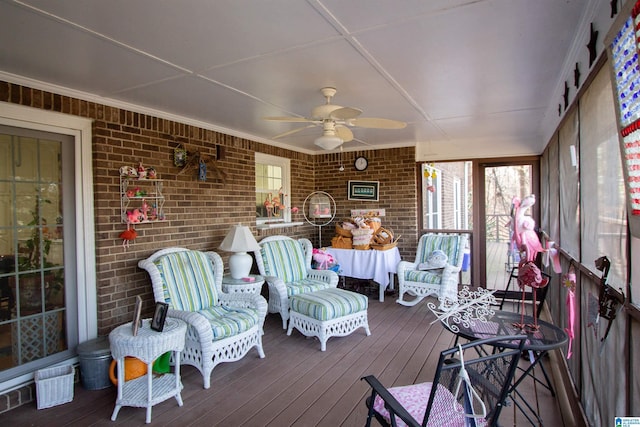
[348,181,379,201]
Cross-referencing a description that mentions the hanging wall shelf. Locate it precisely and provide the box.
[120,177,166,224]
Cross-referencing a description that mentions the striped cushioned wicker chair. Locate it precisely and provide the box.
[397,233,468,307]
[253,236,339,329]
[139,247,267,389]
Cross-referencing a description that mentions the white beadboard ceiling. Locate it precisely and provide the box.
[0,0,619,158]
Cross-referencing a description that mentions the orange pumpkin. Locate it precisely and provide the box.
[109,356,147,385]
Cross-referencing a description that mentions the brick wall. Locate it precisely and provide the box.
[314,148,418,259]
[1,81,418,334]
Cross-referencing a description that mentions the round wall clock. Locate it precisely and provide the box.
[354,156,368,171]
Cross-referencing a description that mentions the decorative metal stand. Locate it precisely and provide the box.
[303,191,336,246]
[595,256,625,342]
[428,286,497,333]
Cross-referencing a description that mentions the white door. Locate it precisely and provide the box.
[0,125,77,382]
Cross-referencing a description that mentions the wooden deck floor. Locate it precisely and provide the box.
[4,289,563,426]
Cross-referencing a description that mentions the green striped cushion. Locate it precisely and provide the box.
[197,305,260,340]
[290,288,368,321]
[405,269,445,284]
[153,251,219,311]
[260,239,307,283]
[286,278,334,297]
[418,235,462,265]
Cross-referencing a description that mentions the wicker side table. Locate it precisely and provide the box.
[221,274,265,295]
[109,318,187,424]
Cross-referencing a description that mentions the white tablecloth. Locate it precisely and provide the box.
[326,247,401,301]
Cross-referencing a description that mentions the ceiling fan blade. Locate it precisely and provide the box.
[335,125,354,142]
[349,117,407,129]
[263,116,314,123]
[272,124,315,139]
[330,107,362,120]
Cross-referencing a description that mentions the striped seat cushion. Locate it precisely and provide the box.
[259,239,307,283]
[153,251,219,311]
[197,305,260,341]
[286,278,334,297]
[290,288,368,321]
[405,269,445,284]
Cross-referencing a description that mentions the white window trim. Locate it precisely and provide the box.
[0,102,96,392]
[453,178,461,229]
[255,153,302,229]
[423,164,442,229]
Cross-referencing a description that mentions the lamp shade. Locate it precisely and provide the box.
[219,224,260,279]
[219,224,260,253]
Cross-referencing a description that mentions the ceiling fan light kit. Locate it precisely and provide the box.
[264,87,406,150]
[314,134,343,150]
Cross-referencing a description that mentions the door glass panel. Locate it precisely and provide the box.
[13,137,38,182]
[421,161,472,284]
[0,132,67,375]
[484,165,532,290]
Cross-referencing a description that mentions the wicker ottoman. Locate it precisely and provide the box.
[287,288,370,351]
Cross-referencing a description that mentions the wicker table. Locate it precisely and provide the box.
[109,318,187,424]
[221,274,265,295]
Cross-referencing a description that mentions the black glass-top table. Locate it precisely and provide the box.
[442,310,568,426]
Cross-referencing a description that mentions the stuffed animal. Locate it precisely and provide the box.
[312,248,334,270]
[126,209,142,223]
[119,165,137,177]
[119,225,137,250]
[140,199,149,222]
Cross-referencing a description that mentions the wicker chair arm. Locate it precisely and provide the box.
[442,262,462,275]
[167,308,214,347]
[396,261,416,283]
[263,275,288,297]
[218,292,268,320]
[306,269,339,287]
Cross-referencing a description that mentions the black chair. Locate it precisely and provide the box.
[362,335,527,427]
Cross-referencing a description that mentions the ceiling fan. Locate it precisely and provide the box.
[264,87,406,150]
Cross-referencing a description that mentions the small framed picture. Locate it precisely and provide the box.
[348,181,379,201]
[132,295,143,336]
[174,144,187,167]
[150,302,169,332]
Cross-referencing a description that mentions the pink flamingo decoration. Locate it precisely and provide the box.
[513,194,548,331]
[119,222,138,250]
[514,195,544,262]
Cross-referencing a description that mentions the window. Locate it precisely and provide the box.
[422,164,441,229]
[255,153,291,226]
[420,161,473,231]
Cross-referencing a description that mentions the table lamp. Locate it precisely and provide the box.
[219,224,260,279]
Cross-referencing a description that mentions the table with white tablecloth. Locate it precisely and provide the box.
[326,247,401,302]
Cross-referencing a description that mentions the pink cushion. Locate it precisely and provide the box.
[372,382,486,427]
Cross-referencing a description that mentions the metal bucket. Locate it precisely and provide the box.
[76,336,112,390]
